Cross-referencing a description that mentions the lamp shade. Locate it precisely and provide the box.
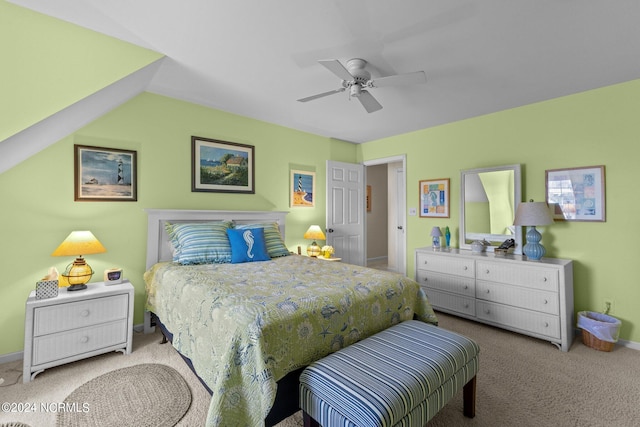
[513,201,553,261]
[513,202,554,227]
[304,225,326,241]
[430,226,443,237]
[52,231,107,256]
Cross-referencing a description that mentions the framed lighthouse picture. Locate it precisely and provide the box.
[290,169,315,207]
[74,145,137,201]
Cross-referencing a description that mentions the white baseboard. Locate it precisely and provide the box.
[0,351,23,364]
[617,338,640,351]
[367,256,388,264]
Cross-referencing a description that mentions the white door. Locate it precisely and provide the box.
[395,166,407,274]
[326,160,365,266]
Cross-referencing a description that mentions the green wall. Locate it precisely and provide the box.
[0,93,355,355]
[0,0,162,141]
[359,79,640,344]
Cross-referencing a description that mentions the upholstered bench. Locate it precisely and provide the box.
[299,320,479,426]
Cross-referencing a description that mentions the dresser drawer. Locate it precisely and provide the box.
[417,270,475,297]
[422,288,476,317]
[32,320,128,366]
[476,281,559,315]
[416,253,475,278]
[33,294,129,336]
[476,261,558,291]
[476,301,560,339]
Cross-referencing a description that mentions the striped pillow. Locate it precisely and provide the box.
[165,221,233,264]
[234,222,290,258]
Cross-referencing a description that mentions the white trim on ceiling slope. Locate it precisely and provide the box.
[0,57,165,175]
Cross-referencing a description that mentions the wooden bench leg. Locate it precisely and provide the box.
[463,375,476,418]
[303,411,321,427]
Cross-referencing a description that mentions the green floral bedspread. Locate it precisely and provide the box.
[144,255,437,427]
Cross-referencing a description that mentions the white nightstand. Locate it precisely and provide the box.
[23,280,134,383]
[316,256,342,262]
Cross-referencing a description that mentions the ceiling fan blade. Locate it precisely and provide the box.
[369,71,427,88]
[297,88,345,103]
[357,90,383,113]
[318,59,354,81]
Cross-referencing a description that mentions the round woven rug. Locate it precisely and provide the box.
[56,363,191,427]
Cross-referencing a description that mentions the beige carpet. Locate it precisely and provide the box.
[1,312,639,426]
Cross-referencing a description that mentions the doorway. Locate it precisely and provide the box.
[364,155,406,274]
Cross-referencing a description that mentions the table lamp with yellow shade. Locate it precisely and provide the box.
[303,225,326,258]
[51,231,107,291]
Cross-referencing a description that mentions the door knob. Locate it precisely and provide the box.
[326,228,334,233]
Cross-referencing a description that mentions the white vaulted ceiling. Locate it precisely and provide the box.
[10,0,640,143]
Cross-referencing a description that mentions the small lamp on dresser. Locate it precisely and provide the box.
[51,230,107,291]
[430,226,442,250]
[513,200,554,261]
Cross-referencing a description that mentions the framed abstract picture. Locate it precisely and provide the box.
[191,136,255,193]
[290,170,315,207]
[419,178,450,218]
[74,145,137,201]
[545,165,605,222]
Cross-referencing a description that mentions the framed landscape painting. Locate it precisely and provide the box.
[74,145,137,202]
[290,170,315,207]
[192,136,255,193]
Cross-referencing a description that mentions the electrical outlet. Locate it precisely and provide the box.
[604,298,614,314]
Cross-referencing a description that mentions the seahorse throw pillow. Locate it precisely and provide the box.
[227,228,271,263]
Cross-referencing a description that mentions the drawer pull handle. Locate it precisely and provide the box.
[464,304,469,308]
[543,277,548,282]
[80,336,89,343]
[485,269,490,274]
[423,277,428,282]
[463,285,468,290]
[423,260,428,265]
[544,299,548,304]
[486,289,490,294]
[463,266,468,271]
[81,310,90,317]
[485,309,490,314]
[544,322,549,328]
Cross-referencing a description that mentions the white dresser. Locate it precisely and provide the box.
[415,248,574,351]
[23,280,134,382]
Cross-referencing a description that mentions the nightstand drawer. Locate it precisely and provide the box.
[32,320,128,366]
[33,294,129,336]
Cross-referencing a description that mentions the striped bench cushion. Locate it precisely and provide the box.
[299,320,479,427]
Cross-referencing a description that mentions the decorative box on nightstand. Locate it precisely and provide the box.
[23,280,134,383]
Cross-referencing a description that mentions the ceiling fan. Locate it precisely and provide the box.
[297,58,427,113]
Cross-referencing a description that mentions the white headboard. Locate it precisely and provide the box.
[145,209,289,269]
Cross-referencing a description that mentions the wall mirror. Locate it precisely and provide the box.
[460,164,522,254]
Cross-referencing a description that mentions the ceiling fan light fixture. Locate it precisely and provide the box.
[298,58,426,113]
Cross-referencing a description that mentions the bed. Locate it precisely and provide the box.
[143,209,438,427]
